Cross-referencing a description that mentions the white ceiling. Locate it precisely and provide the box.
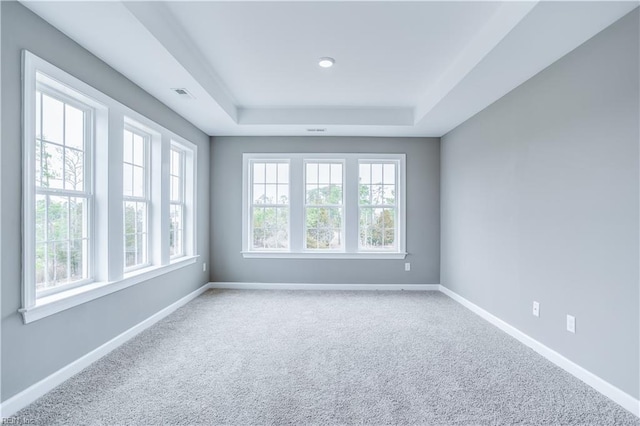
[21,1,639,137]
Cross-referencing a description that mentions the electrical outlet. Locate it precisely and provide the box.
[404,262,411,272]
[202,263,207,272]
[532,301,540,317]
[566,315,576,333]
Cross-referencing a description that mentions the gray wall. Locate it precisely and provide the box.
[210,136,440,284]
[1,2,210,401]
[441,9,639,398]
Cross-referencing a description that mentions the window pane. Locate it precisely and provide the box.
[359,163,371,184]
[277,184,289,205]
[328,185,342,205]
[133,134,145,166]
[306,163,318,184]
[133,166,144,198]
[306,229,318,249]
[170,176,179,202]
[330,164,342,184]
[371,183,384,205]
[124,201,138,236]
[371,164,383,184]
[383,185,395,205]
[65,104,84,149]
[359,184,371,205]
[306,184,319,205]
[265,184,277,204]
[253,163,265,184]
[64,148,84,191]
[124,234,136,268]
[305,207,342,250]
[265,163,277,183]
[69,197,87,241]
[43,142,64,189]
[359,208,395,249]
[253,184,265,204]
[48,196,69,242]
[171,150,181,175]
[169,203,184,257]
[42,94,63,144]
[318,164,330,184]
[125,201,141,267]
[123,163,133,197]
[277,207,289,249]
[383,163,396,184]
[277,163,289,184]
[69,239,85,281]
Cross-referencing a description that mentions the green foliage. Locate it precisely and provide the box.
[360,208,395,248]
[35,196,85,289]
[252,207,288,249]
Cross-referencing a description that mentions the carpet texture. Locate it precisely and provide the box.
[16,290,640,425]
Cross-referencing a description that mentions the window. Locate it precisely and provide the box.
[359,162,397,250]
[169,146,185,258]
[123,127,150,270]
[304,162,343,250]
[249,161,289,250]
[34,87,92,296]
[242,153,406,259]
[22,51,199,324]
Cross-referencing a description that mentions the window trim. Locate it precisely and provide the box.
[122,124,151,272]
[247,158,291,251]
[33,87,95,298]
[22,50,199,324]
[169,139,197,261]
[242,153,407,259]
[303,159,345,252]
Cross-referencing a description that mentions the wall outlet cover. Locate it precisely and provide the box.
[533,301,540,317]
[566,314,576,333]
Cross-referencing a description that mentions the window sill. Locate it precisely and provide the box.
[241,251,407,260]
[20,255,199,324]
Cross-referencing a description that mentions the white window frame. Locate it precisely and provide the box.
[32,80,95,298]
[242,153,406,259]
[248,159,291,251]
[303,160,345,252]
[21,51,199,324]
[122,124,151,272]
[170,139,197,261]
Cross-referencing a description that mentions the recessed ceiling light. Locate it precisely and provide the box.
[318,57,335,68]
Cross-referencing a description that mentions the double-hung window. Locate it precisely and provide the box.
[169,145,185,258]
[123,127,150,270]
[250,161,290,250]
[304,162,343,250]
[358,162,398,250]
[242,153,406,259]
[33,85,93,296]
[22,51,199,324]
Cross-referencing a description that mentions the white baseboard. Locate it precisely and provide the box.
[2,282,637,419]
[209,282,440,291]
[0,283,211,419]
[438,285,640,417]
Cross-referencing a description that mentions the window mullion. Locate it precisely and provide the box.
[344,157,359,253]
[289,157,304,252]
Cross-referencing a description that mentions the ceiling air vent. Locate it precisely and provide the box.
[171,88,195,99]
[306,128,327,133]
